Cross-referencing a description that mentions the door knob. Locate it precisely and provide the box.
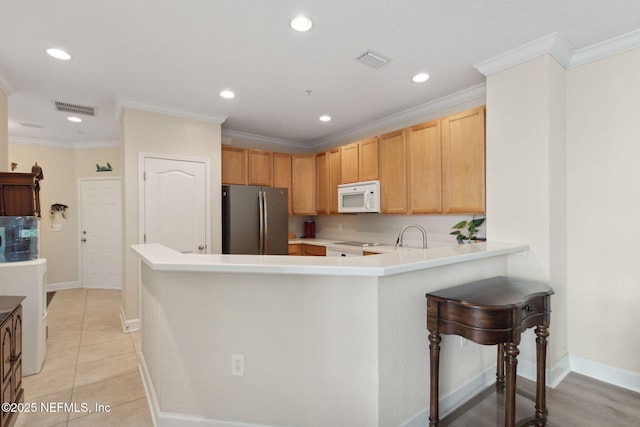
[198,245,206,251]
[81,238,87,242]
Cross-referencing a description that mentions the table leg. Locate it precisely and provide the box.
[504,342,520,427]
[496,343,505,390]
[535,325,549,424]
[428,331,442,427]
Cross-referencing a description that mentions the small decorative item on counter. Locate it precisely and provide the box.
[96,162,113,172]
[450,217,486,243]
[304,219,315,238]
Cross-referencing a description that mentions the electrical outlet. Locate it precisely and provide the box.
[52,224,62,232]
[460,337,469,349]
[231,354,245,377]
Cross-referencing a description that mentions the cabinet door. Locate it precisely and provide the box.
[340,143,359,184]
[328,148,342,214]
[303,245,326,256]
[221,146,247,185]
[273,153,292,214]
[441,107,485,213]
[11,308,21,400]
[292,155,316,215]
[315,152,329,214]
[379,129,408,214]
[408,120,442,213]
[358,137,379,181]
[247,150,273,186]
[1,321,11,420]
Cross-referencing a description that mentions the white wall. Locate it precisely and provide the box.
[121,108,221,325]
[485,55,569,369]
[0,89,7,172]
[566,48,640,373]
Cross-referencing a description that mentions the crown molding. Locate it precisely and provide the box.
[9,135,120,149]
[115,94,228,125]
[310,83,486,150]
[0,66,13,96]
[475,29,640,76]
[570,28,640,68]
[221,129,308,150]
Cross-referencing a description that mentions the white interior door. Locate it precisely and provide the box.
[143,156,208,253]
[80,179,122,289]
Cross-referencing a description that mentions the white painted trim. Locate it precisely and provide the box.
[221,129,307,150]
[139,352,272,427]
[116,94,228,125]
[475,30,640,77]
[517,353,571,389]
[570,355,640,393]
[399,365,496,427]
[120,306,140,333]
[46,281,81,292]
[311,84,486,150]
[570,28,640,68]
[9,135,120,149]
[0,66,12,95]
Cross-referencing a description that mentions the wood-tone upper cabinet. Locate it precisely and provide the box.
[291,154,316,215]
[441,106,485,213]
[328,148,342,214]
[221,146,247,185]
[407,120,442,213]
[379,129,408,214]
[315,152,329,214]
[273,153,292,214]
[247,149,273,186]
[340,143,359,184]
[358,137,379,182]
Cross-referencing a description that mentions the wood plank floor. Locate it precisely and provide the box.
[441,373,640,426]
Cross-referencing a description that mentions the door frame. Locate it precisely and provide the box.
[137,152,211,252]
[78,176,123,289]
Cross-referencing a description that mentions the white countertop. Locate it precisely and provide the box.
[131,241,528,277]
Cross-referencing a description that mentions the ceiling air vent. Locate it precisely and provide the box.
[54,101,96,116]
[355,50,391,69]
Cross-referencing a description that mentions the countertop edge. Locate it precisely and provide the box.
[131,242,528,277]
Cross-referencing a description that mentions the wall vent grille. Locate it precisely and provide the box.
[54,101,96,116]
[355,50,391,69]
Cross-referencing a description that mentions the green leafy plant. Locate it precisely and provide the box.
[450,217,486,242]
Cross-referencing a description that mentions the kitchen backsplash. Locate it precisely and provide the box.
[288,214,486,248]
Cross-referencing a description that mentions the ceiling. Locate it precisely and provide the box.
[1,0,639,149]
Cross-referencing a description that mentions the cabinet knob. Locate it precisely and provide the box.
[524,304,535,312]
[198,245,206,251]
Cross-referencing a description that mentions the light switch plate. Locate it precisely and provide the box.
[52,224,62,232]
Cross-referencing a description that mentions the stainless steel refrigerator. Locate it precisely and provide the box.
[222,185,289,255]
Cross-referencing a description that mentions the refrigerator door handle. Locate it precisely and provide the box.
[263,190,268,254]
[258,190,265,254]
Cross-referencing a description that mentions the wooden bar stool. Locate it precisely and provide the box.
[425,276,553,427]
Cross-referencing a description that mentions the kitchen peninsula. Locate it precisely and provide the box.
[132,242,527,427]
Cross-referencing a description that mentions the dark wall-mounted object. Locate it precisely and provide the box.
[0,172,41,217]
[50,203,68,219]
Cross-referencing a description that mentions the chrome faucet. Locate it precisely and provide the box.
[395,224,428,249]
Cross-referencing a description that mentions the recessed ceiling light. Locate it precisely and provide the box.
[46,48,72,60]
[412,72,430,83]
[290,15,313,32]
[319,115,331,122]
[220,90,235,99]
[67,116,82,123]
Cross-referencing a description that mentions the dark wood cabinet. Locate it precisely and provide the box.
[0,297,25,427]
[0,173,40,217]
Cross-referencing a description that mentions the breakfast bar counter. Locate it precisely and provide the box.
[131,242,528,427]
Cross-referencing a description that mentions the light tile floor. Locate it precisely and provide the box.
[17,288,153,427]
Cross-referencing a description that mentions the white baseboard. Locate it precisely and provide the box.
[399,365,496,427]
[119,305,141,333]
[570,355,640,393]
[138,352,274,427]
[517,353,571,389]
[46,281,81,292]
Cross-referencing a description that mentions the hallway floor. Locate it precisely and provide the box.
[17,288,153,427]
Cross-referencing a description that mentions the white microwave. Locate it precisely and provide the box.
[338,180,380,213]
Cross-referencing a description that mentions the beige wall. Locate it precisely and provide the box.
[0,90,7,172]
[121,108,221,325]
[566,48,640,373]
[7,143,121,284]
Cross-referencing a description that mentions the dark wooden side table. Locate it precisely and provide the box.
[426,276,553,427]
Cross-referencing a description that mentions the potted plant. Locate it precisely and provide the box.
[450,217,486,243]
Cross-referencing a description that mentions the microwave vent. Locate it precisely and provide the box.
[355,50,391,69]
